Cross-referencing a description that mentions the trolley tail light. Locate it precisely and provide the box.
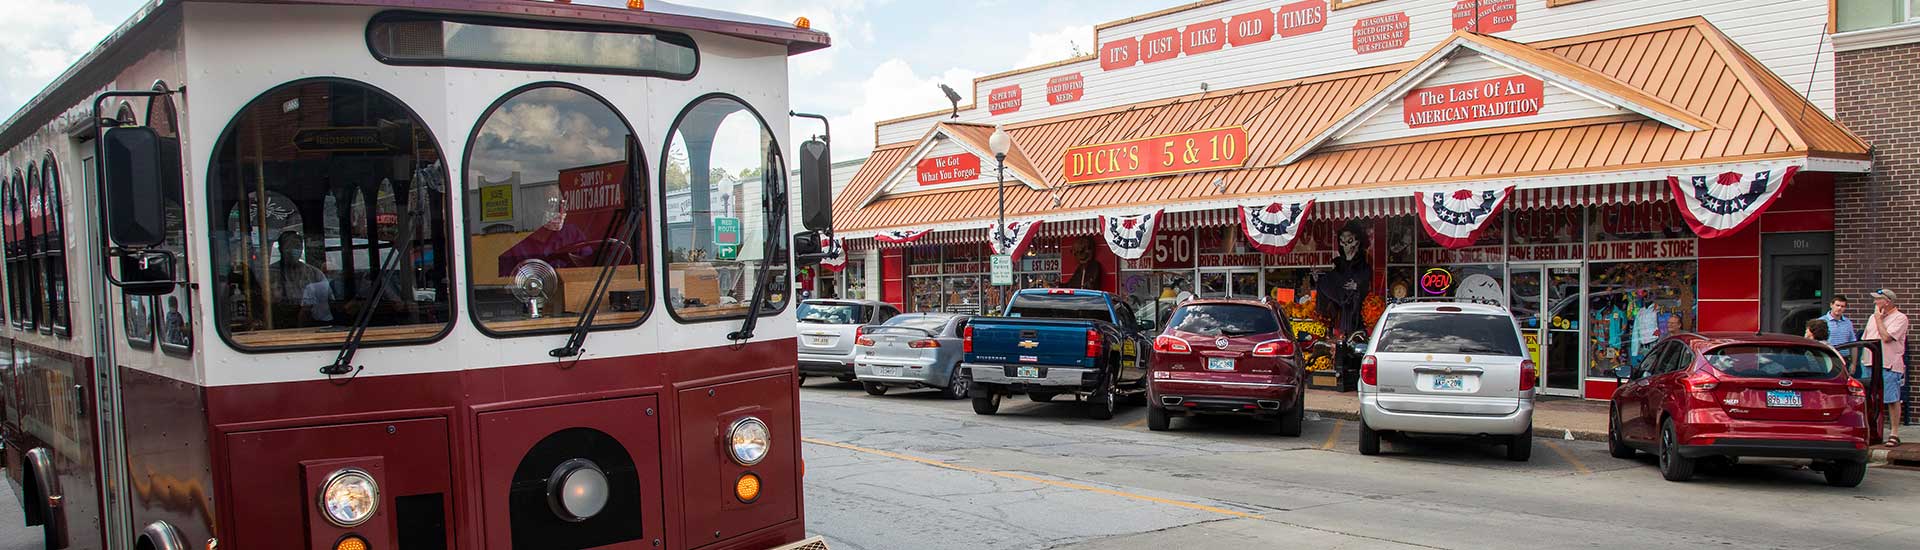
[853,326,873,347]
[1086,328,1101,358]
[1519,360,1536,392]
[963,325,974,353]
[1251,339,1295,357]
[1152,335,1192,354]
[1361,355,1378,386]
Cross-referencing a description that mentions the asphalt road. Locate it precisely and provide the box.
[0,481,39,550]
[799,381,1920,550]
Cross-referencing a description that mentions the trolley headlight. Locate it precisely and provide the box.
[547,459,610,522]
[318,468,379,527]
[728,417,771,466]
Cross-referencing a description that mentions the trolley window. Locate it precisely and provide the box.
[661,96,789,322]
[464,85,650,334]
[208,79,454,350]
[4,170,23,329]
[21,166,41,332]
[40,156,69,337]
[367,12,697,79]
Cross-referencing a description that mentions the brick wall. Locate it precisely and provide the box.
[1834,42,1920,422]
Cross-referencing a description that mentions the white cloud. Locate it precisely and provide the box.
[694,0,884,78]
[794,58,982,163]
[1017,25,1093,68]
[0,0,114,122]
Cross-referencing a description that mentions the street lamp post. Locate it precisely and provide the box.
[989,126,1010,235]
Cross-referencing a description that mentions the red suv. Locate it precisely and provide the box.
[1607,332,1885,486]
[1148,299,1307,436]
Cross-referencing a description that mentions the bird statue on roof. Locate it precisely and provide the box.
[938,83,962,119]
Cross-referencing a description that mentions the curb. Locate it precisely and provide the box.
[1305,406,1609,442]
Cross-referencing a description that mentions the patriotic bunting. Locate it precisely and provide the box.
[1665,163,1799,239]
[819,232,847,272]
[1415,186,1513,249]
[873,228,932,244]
[988,220,1042,260]
[1097,210,1163,260]
[1238,200,1315,255]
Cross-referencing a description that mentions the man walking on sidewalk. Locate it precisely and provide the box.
[1862,289,1908,446]
[1818,295,1856,347]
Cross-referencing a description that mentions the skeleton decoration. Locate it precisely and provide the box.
[819,232,846,272]
[1666,163,1799,239]
[1315,220,1374,336]
[873,228,932,244]
[1414,185,1513,249]
[987,220,1042,260]
[1097,210,1163,260]
[1238,200,1315,255]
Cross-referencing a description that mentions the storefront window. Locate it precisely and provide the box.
[843,260,867,299]
[662,95,788,321]
[909,276,941,313]
[1587,260,1696,378]
[208,79,453,349]
[466,85,648,333]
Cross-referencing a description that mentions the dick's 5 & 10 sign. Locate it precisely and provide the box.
[1062,126,1249,185]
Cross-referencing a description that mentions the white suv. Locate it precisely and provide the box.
[1358,300,1536,461]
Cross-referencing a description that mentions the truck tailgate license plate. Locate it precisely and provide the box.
[1016,366,1041,378]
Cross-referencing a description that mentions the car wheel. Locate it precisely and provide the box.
[1358,419,1381,456]
[1607,407,1637,459]
[1275,402,1304,437]
[862,382,889,396]
[944,369,971,400]
[1029,392,1057,403]
[1148,406,1171,432]
[1658,418,1695,482]
[1824,459,1867,488]
[972,393,1001,415]
[1087,382,1117,420]
[1506,427,1533,462]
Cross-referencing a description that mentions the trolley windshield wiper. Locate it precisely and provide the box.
[728,148,789,342]
[551,137,646,358]
[322,161,439,377]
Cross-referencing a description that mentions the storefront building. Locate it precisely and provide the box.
[832,0,1871,400]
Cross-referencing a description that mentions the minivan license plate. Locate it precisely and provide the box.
[1431,374,1465,391]
[1016,367,1041,378]
[1766,390,1802,408]
[808,336,829,346]
[1206,357,1234,371]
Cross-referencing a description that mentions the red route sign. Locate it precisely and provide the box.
[1062,126,1249,185]
[1140,28,1183,64]
[1352,12,1410,54]
[1100,37,1139,70]
[1278,0,1328,38]
[1047,73,1085,105]
[1228,9,1273,47]
[1403,75,1545,128]
[915,153,981,186]
[987,84,1023,115]
[1452,0,1517,33]
[1183,19,1226,55]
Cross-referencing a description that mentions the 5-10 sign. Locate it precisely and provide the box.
[1062,126,1249,185]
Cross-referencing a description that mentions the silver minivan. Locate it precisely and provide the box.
[1358,300,1536,461]
[797,299,899,385]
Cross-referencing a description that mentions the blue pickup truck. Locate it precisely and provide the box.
[961,289,1152,419]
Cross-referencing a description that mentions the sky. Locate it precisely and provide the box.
[0,0,1175,163]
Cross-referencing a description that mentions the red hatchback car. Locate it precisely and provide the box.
[1147,299,1307,436]
[1607,332,1886,486]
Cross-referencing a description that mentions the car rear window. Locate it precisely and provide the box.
[1167,304,1279,336]
[1704,345,1840,379]
[1376,312,1523,356]
[797,302,868,324]
[880,314,952,333]
[1005,293,1111,322]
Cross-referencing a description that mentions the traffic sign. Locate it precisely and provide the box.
[991,254,1013,286]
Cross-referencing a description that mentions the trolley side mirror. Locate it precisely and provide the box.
[797,138,832,232]
[99,126,177,295]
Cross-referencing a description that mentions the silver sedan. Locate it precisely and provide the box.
[852,313,972,399]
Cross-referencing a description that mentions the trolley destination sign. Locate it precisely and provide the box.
[1062,126,1249,185]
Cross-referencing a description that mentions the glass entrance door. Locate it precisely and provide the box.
[1509,264,1584,396]
[1198,269,1261,299]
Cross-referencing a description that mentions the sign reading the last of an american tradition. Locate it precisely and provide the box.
[1063,126,1248,185]
[916,153,980,186]
[1404,75,1544,128]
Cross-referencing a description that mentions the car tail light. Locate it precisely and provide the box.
[853,326,873,347]
[1047,289,1075,295]
[1849,377,1866,397]
[1153,335,1192,354]
[1086,328,1101,358]
[1361,355,1378,386]
[962,325,974,353]
[909,339,940,349]
[1683,370,1720,394]
[1519,360,1536,392]
[1251,339,1294,357]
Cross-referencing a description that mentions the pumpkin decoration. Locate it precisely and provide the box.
[1361,294,1386,327]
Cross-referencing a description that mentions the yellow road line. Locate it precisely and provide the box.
[1123,417,1148,429]
[802,437,1262,519]
[1320,420,1346,450]
[1542,440,1593,475]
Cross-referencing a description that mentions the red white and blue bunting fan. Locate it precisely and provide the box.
[1665,163,1800,239]
[873,228,931,244]
[1414,186,1513,249]
[1238,200,1315,255]
[987,220,1042,260]
[1097,210,1163,260]
[819,232,847,272]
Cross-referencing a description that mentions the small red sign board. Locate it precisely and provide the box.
[1100,37,1139,70]
[1278,0,1328,38]
[987,84,1023,115]
[1062,126,1249,185]
[1140,28,1183,64]
[1403,75,1544,128]
[916,153,981,186]
[558,161,627,214]
[1048,73,1085,105]
[1452,0,1517,33]
[1183,19,1226,55]
[1352,13,1410,54]
[1228,9,1274,47]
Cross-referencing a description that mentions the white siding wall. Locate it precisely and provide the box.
[1335,53,1627,144]
[877,0,1833,147]
[877,139,998,194]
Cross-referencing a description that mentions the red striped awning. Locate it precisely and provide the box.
[1317,196,1414,220]
[1511,181,1670,209]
